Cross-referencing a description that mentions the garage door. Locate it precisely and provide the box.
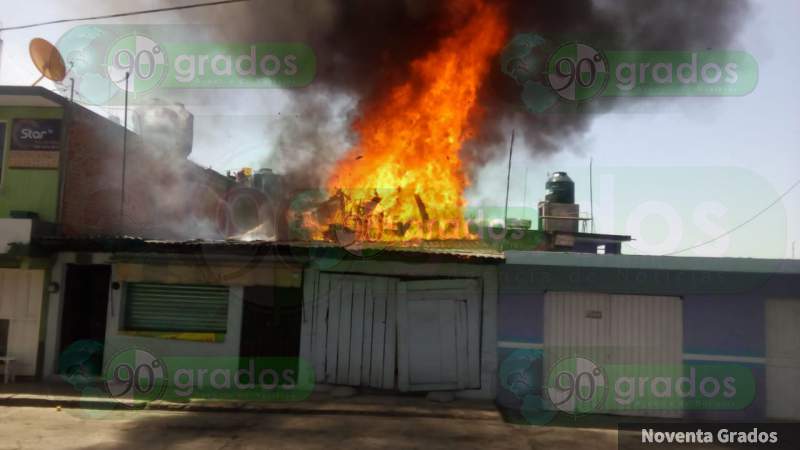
[301,274,482,392]
[766,299,800,419]
[397,279,481,391]
[544,292,683,417]
[305,273,398,389]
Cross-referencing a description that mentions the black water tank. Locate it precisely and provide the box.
[545,172,575,204]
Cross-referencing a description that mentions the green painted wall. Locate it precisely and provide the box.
[0,106,63,222]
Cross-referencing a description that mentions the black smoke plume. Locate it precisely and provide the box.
[197,0,751,185]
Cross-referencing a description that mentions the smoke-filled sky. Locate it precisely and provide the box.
[1,0,798,258]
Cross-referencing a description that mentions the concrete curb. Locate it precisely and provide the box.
[0,395,146,411]
[0,394,501,421]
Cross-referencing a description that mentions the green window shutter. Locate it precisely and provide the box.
[124,283,229,333]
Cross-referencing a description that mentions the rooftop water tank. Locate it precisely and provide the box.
[545,171,575,204]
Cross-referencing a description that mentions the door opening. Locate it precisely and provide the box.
[58,264,111,375]
[240,286,302,362]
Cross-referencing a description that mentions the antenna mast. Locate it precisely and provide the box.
[120,72,130,230]
[503,129,515,227]
[590,157,595,233]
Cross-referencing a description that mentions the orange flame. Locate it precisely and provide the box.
[313,0,507,242]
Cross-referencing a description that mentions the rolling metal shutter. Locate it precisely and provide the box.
[124,283,229,333]
[544,292,683,418]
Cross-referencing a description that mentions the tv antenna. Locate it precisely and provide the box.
[29,37,66,86]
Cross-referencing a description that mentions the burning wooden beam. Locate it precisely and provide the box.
[414,193,429,222]
[361,191,382,216]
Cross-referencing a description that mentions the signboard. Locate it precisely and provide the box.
[8,119,62,169]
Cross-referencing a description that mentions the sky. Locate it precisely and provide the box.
[0,0,797,259]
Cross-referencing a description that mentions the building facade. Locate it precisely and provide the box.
[497,251,800,422]
[2,87,798,423]
[0,86,231,379]
[0,87,65,378]
[34,239,501,399]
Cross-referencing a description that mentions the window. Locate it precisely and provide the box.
[124,283,229,333]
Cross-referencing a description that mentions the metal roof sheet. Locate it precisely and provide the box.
[34,235,505,261]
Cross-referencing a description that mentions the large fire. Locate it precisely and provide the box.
[307,0,507,242]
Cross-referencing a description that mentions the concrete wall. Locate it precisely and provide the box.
[44,252,247,379]
[0,106,62,222]
[0,218,32,253]
[60,106,231,239]
[102,282,244,375]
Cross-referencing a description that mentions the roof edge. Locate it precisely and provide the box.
[505,250,800,274]
[0,85,69,106]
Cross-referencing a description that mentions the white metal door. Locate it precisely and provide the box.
[543,292,612,374]
[766,299,800,419]
[608,295,684,417]
[397,279,481,392]
[0,269,44,376]
[544,292,683,417]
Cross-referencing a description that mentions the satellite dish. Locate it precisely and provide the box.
[29,38,66,86]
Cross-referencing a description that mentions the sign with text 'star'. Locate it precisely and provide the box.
[9,119,62,169]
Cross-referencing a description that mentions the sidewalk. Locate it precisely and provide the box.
[0,381,500,420]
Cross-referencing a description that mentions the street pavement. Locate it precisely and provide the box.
[0,406,620,450]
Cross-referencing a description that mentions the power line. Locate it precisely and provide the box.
[0,0,250,32]
[665,177,800,256]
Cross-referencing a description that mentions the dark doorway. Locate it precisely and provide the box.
[58,264,111,375]
[240,286,302,359]
[0,319,9,357]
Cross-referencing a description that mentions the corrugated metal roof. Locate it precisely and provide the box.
[34,235,505,261]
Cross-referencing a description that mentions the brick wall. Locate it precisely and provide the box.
[61,105,231,239]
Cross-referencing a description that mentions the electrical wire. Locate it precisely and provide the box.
[664,177,800,256]
[0,0,250,32]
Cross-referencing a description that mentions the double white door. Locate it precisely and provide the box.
[302,274,481,391]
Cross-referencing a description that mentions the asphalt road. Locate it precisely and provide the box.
[0,406,620,450]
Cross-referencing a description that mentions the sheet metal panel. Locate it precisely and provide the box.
[324,276,341,383]
[361,282,374,383]
[609,294,683,418]
[544,291,682,418]
[544,291,611,371]
[382,285,397,390]
[766,298,800,419]
[336,280,353,383]
[311,272,329,382]
[370,282,388,388]
[304,274,399,389]
[397,279,480,391]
